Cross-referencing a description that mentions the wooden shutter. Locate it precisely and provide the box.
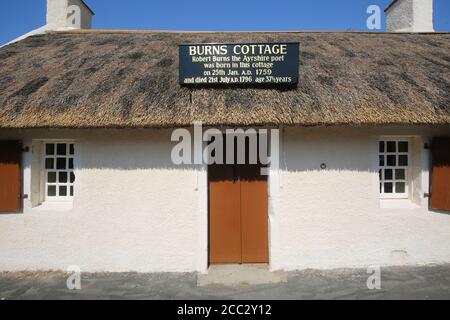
[0,141,22,213]
[430,137,450,211]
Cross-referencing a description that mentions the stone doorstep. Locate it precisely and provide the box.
[197,264,288,287]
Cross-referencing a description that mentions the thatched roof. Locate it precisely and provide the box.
[0,30,449,128]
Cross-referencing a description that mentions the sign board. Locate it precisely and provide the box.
[179,43,299,85]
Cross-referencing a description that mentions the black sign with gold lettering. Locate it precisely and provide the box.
[179,43,299,85]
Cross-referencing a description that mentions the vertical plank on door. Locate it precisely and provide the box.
[240,163,269,263]
[209,163,242,264]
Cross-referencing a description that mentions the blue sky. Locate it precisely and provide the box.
[0,0,449,45]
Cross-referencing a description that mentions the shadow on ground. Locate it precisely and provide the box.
[1,264,450,300]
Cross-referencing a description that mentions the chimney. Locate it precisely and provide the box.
[385,0,434,32]
[46,0,94,30]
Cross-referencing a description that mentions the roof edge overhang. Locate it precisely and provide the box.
[80,0,95,16]
[384,0,400,13]
[51,29,448,35]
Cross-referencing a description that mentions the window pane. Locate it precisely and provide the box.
[395,182,405,193]
[48,185,56,197]
[69,158,74,169]
[70,172,75,183]
[48,172,57,183]
[45,158,54,169]
[59,186,67,197]
[379,155,385,166]
[384,182,393,193]
[385,169,393,180]
[57,158,66,169]
[70,186,74,197]
[395,169,406,180]
[387,141,396,152]
[379,141,385,153]
[59,172,68,183]
[387,155,396,166]
[399,155,408,166]
[69,144,74,155]
[379,169,382,181]
[398,141,408,153]
[57,144,67,155]
[45,144,55,155]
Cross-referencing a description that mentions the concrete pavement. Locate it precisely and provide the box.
[1,264,450,300]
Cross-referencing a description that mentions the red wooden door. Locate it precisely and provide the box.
[208,134,268,264]
[431,137,450,211]
[0,141,22,213]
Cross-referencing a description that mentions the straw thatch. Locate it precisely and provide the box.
[0,30,449,128]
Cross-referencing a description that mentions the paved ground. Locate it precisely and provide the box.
[1,264,450,300]
[197,264,288,286]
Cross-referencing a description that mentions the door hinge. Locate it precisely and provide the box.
[424,193,431,198]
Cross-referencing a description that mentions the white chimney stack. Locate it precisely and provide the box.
[2,0,94,47]
[385,0,434,32]
[46,0,94,30]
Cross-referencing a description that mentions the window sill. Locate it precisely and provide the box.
[32,202,73,212]
[380,199,420,209]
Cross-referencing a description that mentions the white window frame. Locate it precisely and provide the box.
[40,140,75,203]
[379,137,411,200]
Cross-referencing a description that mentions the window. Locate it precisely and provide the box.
[379,138,410,199]
[43,142,75,201]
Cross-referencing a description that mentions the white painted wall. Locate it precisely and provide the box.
[0,126,450,272]
[270,126,450,271]
[0,129,207,273]
[386,0,434,32]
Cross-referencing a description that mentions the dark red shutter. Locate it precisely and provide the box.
[0,141,22,213]
[430,137,450,211]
